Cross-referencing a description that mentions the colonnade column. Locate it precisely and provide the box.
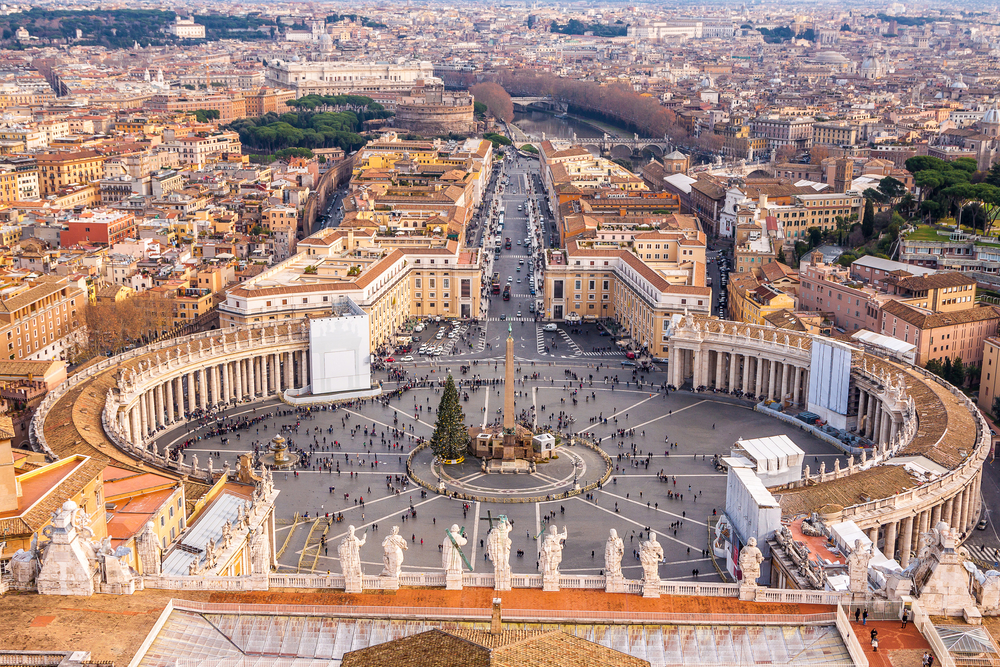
[221,361,230,403]
[960,488,972,534]
[139,392,148,442]
[742,356,751,395]
[768,359,778,400]
[899,515,914,567]
[943,497,955,529]
[270,354,278,394]
[753,358,763,398]
[235,359,244,402]
[198,368,207,411]
[166,380,175,423]
[781,363,791,401]
[867,526,878,547]
[247,357,257,398]
[950,493,963,530]
[186,372,194,415]
[715,351,724,389]
[793,367,803,405]
[284,352,293,389]
[728,352,737,392]
[884,521,897,561]
[130,407,140,446]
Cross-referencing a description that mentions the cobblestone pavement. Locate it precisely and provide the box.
[155,361,845,583]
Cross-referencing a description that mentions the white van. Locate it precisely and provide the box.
[543,323,558,332]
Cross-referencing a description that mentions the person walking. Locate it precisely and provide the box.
[901,609,909,629]
[871,637,879,653]
[862,609,868,625]
[855,608,861,623]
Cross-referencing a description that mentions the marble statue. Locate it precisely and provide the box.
[136,521,161,576]
[486,516,512,591]
[379,526,408,580]
[339,525,366,593]
[249,525,271,575]
[739,537,763,586]
[204,538,217,570]
[442,524,467,589]
[540,524,567,591]
[640,533,664,597]
[847,538,872,594]
[221,520,233,549]
[604,529,624,591]
[10,534,39,584]
[192,454,198,470]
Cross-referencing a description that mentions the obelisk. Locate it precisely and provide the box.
[502,323,516,460]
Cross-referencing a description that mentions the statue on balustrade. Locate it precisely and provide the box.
[486,516,512,590]
[339,525,366,593]
[442,524,467,577]
[847,539,873,594]
[739,537,763,586]
[604,529,624,580]
[640,533,664,586]
[540,524,568,578]
[379,526,407,580]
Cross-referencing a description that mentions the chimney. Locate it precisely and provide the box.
[490,598,502,634]
[758,193,768,211]
[0,419,19,513]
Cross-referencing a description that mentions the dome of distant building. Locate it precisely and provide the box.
[813,51,848,63]
[950,74,968,89]
[982,105,1000,126]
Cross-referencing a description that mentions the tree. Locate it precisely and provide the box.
[469,82,514,123]
[943,357,953,384]
[429,375,467,461]
[862,198,875,238]
[992,395,1000,419]
[808,226,822,248]
[950,357,966,388]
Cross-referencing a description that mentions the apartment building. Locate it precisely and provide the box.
[727,272,795,325]
[146,93,247,121]
[542,237,710,359]
[750,115,815,151]
[877,299,1000,366]
[813,121,860,147]
[0,276,85,361]
[36,150,106,197]
[61,209,136,247]
[219,230,482,350]
[798,252,881,332]
[159,131,242,169]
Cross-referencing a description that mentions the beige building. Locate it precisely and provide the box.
[220,229,482,351]
[543,233,709,359]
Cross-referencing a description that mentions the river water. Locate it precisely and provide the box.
[512,110,605,141]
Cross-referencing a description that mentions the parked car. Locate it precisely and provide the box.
[543,323,558,331]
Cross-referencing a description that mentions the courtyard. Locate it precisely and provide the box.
[153,361,844,583]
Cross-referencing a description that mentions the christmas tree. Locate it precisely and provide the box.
[430,374,467,462]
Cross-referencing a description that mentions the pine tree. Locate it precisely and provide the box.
[430,375,467,461]
[862,198,875,239]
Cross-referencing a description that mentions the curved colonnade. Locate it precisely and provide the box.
[29,317,990,573]
[30,323,313,489]
[668,316,989,565]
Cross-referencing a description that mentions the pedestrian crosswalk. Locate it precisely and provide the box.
[578,349,625,357]
[483,316,535,322]
[966,544,1000,569]
[535,324,583,356]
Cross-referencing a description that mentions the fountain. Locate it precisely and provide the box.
[258,434,300,469]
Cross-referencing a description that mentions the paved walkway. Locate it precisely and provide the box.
[844,620,937,667]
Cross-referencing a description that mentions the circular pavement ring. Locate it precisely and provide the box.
[408,440,611,503]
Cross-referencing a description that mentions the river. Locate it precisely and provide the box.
[512,110,605,141]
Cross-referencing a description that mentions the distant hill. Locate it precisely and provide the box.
[0,9,277,48]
